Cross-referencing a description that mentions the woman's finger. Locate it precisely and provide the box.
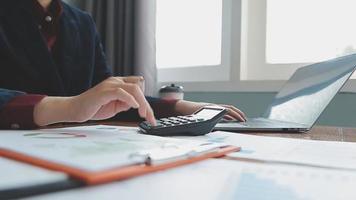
[122,76,145,92]
[223,115,235,121]
[122,76,144,83]
[113,88,140,109]
[120,83,156,125]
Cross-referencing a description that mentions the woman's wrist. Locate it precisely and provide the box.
[174,100,208,116]
[33,96,75,126]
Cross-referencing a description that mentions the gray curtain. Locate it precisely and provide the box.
[75,0,157,96]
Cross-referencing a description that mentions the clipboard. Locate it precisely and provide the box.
[0,145,239,185]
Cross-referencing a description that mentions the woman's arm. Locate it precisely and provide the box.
[33,77,156,127]
[0,77,155,129]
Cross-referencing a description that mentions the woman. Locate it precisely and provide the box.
[0,0,246,129]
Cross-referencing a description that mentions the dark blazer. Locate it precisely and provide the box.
[0,0,111,97]
[0,0,164,121]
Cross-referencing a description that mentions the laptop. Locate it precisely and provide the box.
[214,54,356,133]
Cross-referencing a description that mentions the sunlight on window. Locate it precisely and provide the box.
[266,0,356,64]
[156,0,222,68]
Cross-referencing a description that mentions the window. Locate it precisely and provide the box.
[156,0,222,68]
[267,0,356,64]
[156,0,232,82]
[242,0,356,80]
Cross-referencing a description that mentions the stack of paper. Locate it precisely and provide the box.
[24,159,356,200]
[177,131,356,170]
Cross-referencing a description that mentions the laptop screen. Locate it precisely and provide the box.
[263,54,356,126]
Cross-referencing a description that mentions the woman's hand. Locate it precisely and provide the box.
[175,100,247,122]
[118,76,145,92]
[33,77,156,127]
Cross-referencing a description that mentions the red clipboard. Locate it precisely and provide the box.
[0,145,239,185]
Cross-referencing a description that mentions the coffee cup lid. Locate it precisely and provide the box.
[159,84,184,93]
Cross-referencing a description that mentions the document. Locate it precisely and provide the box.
[0,157,67,191]
[0,125,225,172]
[24,159,356,200]
[177,131,356,170]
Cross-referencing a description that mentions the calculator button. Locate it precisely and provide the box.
[168,117,180,121]
[197,118,205,122]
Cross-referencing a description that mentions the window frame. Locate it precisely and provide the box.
[156,0,356,93]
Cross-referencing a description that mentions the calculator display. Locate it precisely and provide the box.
[195,108,224,120]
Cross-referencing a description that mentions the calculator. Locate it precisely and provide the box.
[139,106,228,136]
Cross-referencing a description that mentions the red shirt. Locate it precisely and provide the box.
[32,0,63,51]
[0,0,177,129]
